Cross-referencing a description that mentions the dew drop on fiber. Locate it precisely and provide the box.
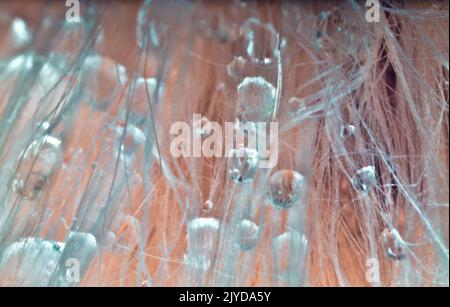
[227,147,259,183]
[184,217,219,272]
[235,219,259,251]
[267,170,305,210]
[351,166,377,193]
[382,228,408,261]
[237,76,276,123]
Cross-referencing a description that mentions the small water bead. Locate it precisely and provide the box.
[226,56,246,80]
[273,231,308,273]
[185,217,220,272]
[127,77,164,126]
[351,166,377,193]
[267,170,305,209]
[12,135,62,200]
[382,228,408,261]
[340,124,356,139]
[194,116,213,138]
[202,200,213,213]
[235,219,259,251]
[227,147,259,183]
[242,18,279,64]
[237,76,276,123]
[0,237,65,286]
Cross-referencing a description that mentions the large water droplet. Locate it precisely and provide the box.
[0,238,64,286]
[273,231,308,274]
[235,219,259,251]
[227,147,258,183]
[237,76,276,123]
[12,135,62,200]
[382,228,408,261]
[79,54,128,111]
[242,18,278,64]
[48,231,97,286]
[351,166,377,193]
[184,217,219,272]
[267,170,305,209]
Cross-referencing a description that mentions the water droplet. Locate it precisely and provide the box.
[226,56,246,80]
[127,77,164,126]
[80,55,128,111]
[340,124,356,139]
[10,17,31,47]
[227,147,258,183]
[237,76,276,123]
[235,219,259,251]
[242,18,278,64]
[0,13,31,59]
[267,170,305,209]
[111,123,146,165]
[273,231,308,273]
[351,166,377,193]
[202,200,213,213]
[185,217,219,272]
[194,116,213,138]
[48,231,97,286]
[12,135,62,200]
[0,238,64,286]
[382,228,408,261]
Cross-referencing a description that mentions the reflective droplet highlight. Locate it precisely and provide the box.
[351,166,377,193]
[184,217,219,272]
[227,147,259,183]
[237,76,276,123]
[382,228,408,261]
[12,135,62,200]
[235,219,259,251]
[267,170,305,209]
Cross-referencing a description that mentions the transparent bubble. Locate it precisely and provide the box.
[227,147,259,183]
[0,238,64,286]
[12,135,62,200]
[237,76,276,123]
[351,166,377,193]
[235,219,259,251]
[242,18,278,64]
[382,228,408,261]
[273,231,308,274]
[184,217,219,272]
[267,170,305,209]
